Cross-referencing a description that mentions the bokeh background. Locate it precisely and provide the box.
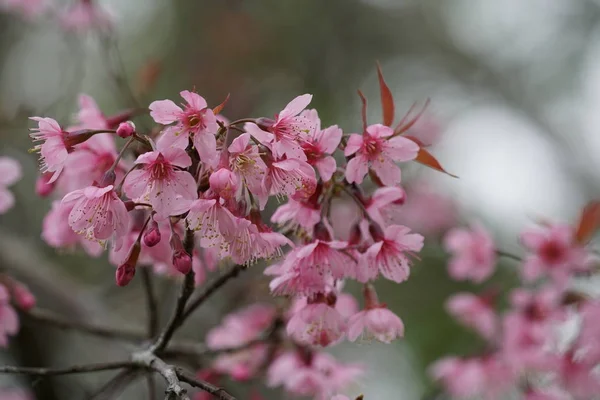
[1,0,600,399]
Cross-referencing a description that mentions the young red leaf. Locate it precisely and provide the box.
[575,201,600,244]
[413,145,457,178]
[394,99,430,135]
[357,89,368,133]
[376,61,395,127]
[213,93,230,115]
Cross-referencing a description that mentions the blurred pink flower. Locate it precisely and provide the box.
[446,292,498,341]
[0,157,21,214]
[344,123,418,186]
[347,306,404,343]
[0,0,45,19]
[271,198,321,236]
[60,0,113,32]
[443,223,496,283]
[287,302,347,347]
[0,285,19,347]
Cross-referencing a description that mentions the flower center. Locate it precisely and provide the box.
[184,108,206,130]
[539,240,566,265]
[363,136,382,159]
[149,156,172,180]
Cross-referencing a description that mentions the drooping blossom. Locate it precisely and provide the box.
[269,240,355,297]
[61,185,130,250]
[227,133,268,206]
[443,224,497,283]
[429,355,514,400]
[29,117,69,183]
[150,91,218,167]
[245,94,314,161]
[59,0,113,32]
[123,146,197,219]
[263,157,317,203]
[344,123,419,186]
[287,302,347,347]
[271,198,321,236]
[520,223,589,284]
[0,284,19,347]
[0,157,21,214]
[206,304,276,380]
[365,186,406,229]
[42,200,103,256]
[192,247,218,286]
[446,292,498,341]
[347,307,404,344]
[299,109,343,181]
[356,224,423,283]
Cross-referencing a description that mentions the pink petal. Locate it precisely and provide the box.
[0,157,22,186]
[193,132,218,168]
[162,147,192,168]
[180,90,207,110]
[371,157,402,186]
[245,123,274,146]
[345,156,368,184]
[0,189,15,214]
[384,136,420,161]
[228,133,251,154]
[149,99,183,125]
[344,134,363,156]
[279,94,312,120]
[156,125,190,151]
[315,156,336,182]
[122,169,151,199]
[318,125,343,153]
[366,124,394,138]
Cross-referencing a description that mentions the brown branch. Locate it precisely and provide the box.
[147,374,157,400]
[0,361,134,376]
[181,264,246,322]
[176,368,236,400]
[23,308,146,342]
[132,351,192,400]
[150,229,196,353]
[141,267,160,338]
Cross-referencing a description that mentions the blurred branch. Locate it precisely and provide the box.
[141,267,159,338]
[87,369,141,400]
[0,361,133,376]
[175,367,236,400]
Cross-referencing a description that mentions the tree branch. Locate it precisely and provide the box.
[0,361,134,376]
[23,308,146,342]
[132,351,194,400]
[176,367,236,400]
[150,229,196,353]
[181,264,246,322]
[141,267,159,338]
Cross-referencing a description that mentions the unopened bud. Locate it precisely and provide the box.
[143,220,161,247]
[255,117,275,131]
[12,282,36,311]
[99,169,116,187]
[170,232,192,274]
[116,242,141,286]
[209,168,239,200]
[116,121,136,138]
[35,173,55,197]
[124,200,136,211]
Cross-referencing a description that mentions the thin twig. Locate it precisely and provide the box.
[181,264,245,321]
[87,369,141,400]
[150,229,196,352]
[0,361,134,376]
[176,368,236,400]
[146,373,157,400]
[496,250,522,262]
[23,308,146,342]
[132,351,190,400]
[141,267,159,338]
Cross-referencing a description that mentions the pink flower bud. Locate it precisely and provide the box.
[99,169,116,187]
[12,282,36,311]
[256,117,275,131]
[209,168,239,199]
[116,263,136,287]
[143,220,161,247]
[173,250,192,274]
[116,121,136,138]
[35,173,55,197]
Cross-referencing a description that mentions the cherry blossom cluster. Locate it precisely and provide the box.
[18,56,451,399]
[431,214,600,399]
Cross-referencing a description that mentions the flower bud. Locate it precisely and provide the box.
[116,242,141,286]
[116,121,136,138]
[99,170,116,187]
[12,281,36,311]
[209,168,239,200]
[170,232,192,274]
[143,220,161,247]
[35,173,56,197]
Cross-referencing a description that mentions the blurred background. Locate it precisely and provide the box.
[1,0,600,399]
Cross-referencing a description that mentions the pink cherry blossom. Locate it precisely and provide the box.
[271,198,321,236]
[269,240,355,297]
[123,147,197,219]
[151,91,218,167]
[186,197,242,256]
[60,0,113,32]
[446,293,498,341]
[209,168,239,200]
[430,355,514,400]
[556,350,600,398]
[29,117,69,183]
[287,302,347,347]
[245,94,314,161]
[574,300,600,363]
[358,225,423,283]
[227,133,268,207]
[344,123,419,186]
[62,184,130,250]
[0,0,45,19]
[264,157,317,203]
[0,157,21,214]
[72,94,108,130]
[192,247,218,286]
[365,186,406,228]
[444,223,497,283]
[42,200,103,256]
[520,223,589,284]
[347,306,404,343]
[0,285,19,347]
[300,109,342,181]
